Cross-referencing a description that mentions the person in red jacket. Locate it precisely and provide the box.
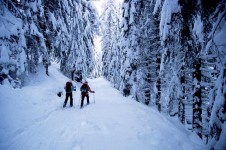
[80,81,95,108]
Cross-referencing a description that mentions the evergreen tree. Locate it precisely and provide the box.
[0,0,27,87]
[137,0,160,105]
[101,0,118,81]
[120,0,143,99]
[203,1,226,149]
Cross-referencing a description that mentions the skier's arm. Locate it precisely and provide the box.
[88,85,95,93]
[72,84,76,91]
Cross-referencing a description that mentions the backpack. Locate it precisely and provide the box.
[57,91,62,97]
[65,82,72,93]
[81,84,88,94]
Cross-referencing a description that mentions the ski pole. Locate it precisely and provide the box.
[78,94,80,107]
[93,93,95,104]
[73,90,75,108]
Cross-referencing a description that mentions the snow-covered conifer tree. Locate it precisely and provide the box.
[120,0,144,99]
[154,0,182,114]
[101,0,120,85]
[203,1,226,149]
[0,0,27,87]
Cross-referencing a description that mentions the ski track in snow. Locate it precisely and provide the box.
[0,64,207,150]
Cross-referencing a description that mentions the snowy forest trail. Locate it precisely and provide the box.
[0,64,207,150]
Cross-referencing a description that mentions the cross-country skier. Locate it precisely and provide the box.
[80,81,95,108]
[63,80,76,108]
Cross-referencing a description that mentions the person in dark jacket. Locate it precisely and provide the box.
[80,81,95,108]
[63,80,76,108]
[0,73,7,85]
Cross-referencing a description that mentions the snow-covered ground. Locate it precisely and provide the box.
[0,63,207,150]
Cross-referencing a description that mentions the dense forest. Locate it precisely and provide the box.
[0,0,225,149]
[101,0,225,149]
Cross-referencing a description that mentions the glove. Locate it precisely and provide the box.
[93,91,95,93]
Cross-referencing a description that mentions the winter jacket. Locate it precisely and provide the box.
[80,83,94,96]
[64,82,76,93]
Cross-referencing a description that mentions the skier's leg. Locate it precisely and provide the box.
[87,95,89,104]
[63,93,69,107]
[69,92,73,107]
[81,95,85,108]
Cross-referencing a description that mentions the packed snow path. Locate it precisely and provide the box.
[0,64,207,150]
